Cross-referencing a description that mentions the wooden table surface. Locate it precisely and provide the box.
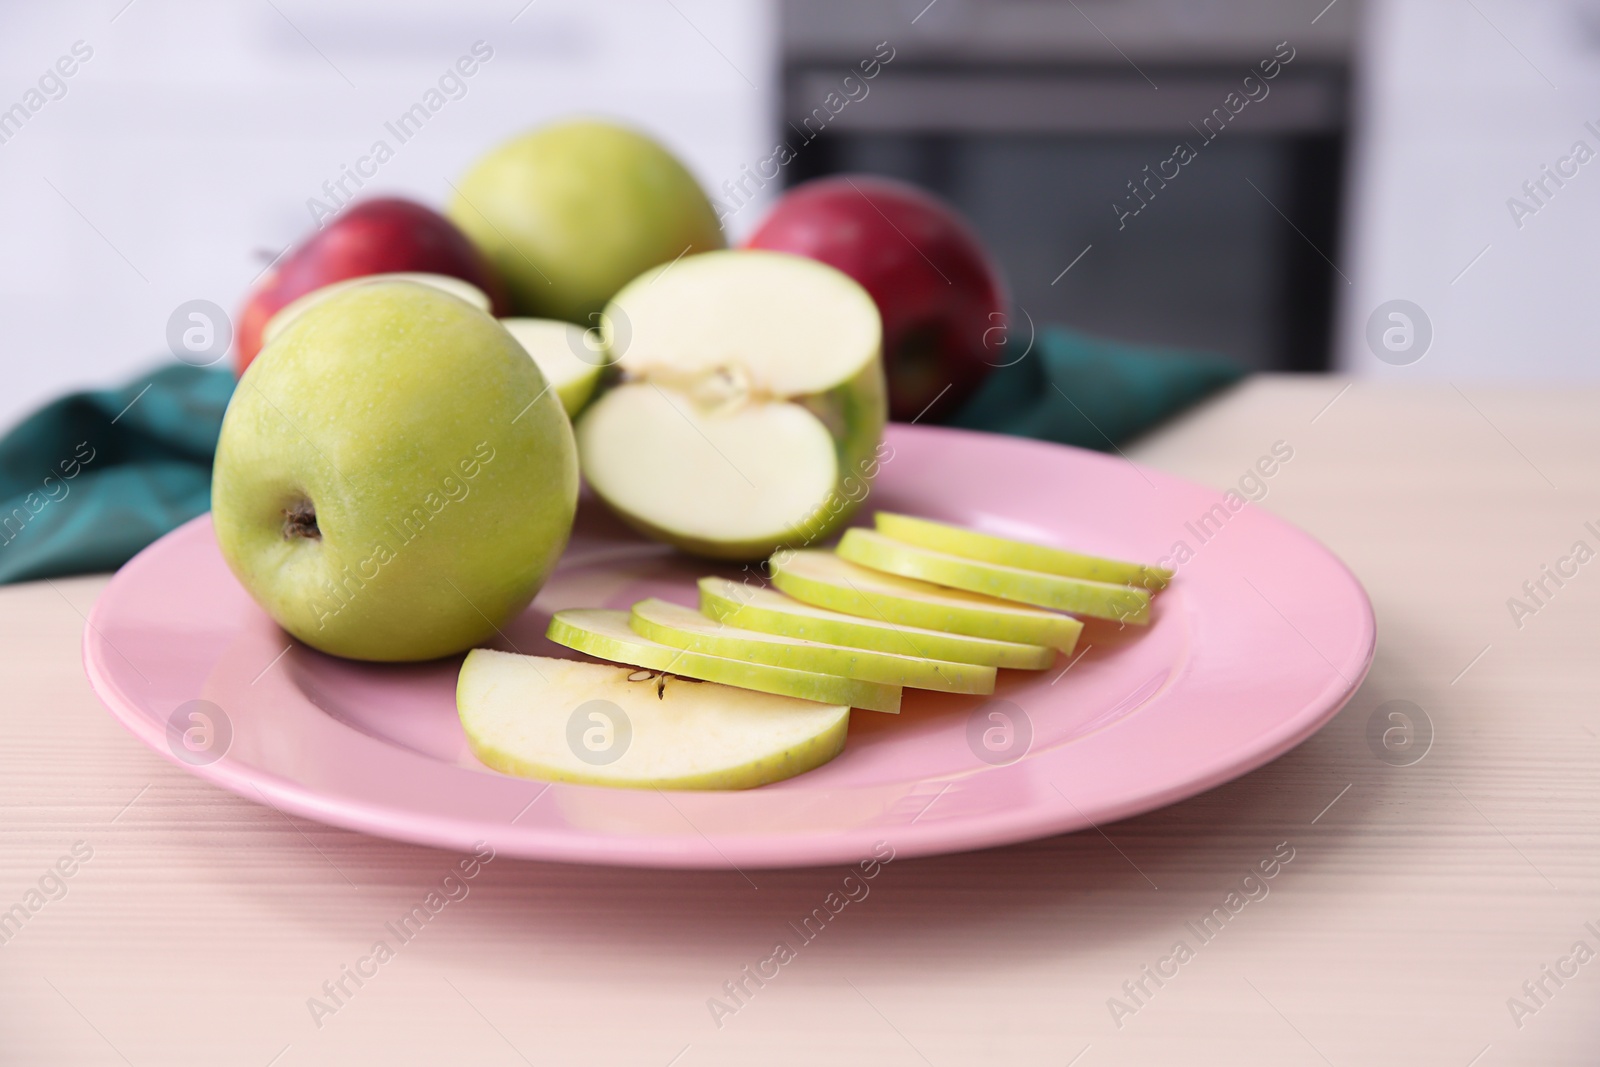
[2,377,1596,1065]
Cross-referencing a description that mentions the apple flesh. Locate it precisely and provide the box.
[745,175,1008,423]
[262,272,491,351]
[838,529,1151,623]
[235,197,504,373]
[771,550,1084,653]
[458,649,849,790]
[500,318,605,418]
[547,609,901,713]
[629,597,995,694]
[875,512,1172,589]
[698,577,1055,670]
[447,119,725,324]
[575,250,887,559]
[212,281,578,661]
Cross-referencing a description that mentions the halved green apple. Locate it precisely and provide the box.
[875,512,1172,590]
[574,250,886,560]
[629,597,995,694]
[500,318,605,418]
[261,272,491,348]
[838,529,1151,624]
[547,608,900,713]
[457,649,849,789]
[770,551,1085,652]
[698,577,1055,670]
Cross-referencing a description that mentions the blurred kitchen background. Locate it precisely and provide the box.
[1,0,1596,431]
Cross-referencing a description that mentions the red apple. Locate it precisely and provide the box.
[744,176,1008,423]
[235,197,506,373]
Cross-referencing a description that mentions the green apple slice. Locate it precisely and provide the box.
[837,529,1151,624]
[770,550,1085,652]
[548,609,900,713]
[577,382,843,559]
[629,597,995,694]
[262,272,491,347]
[457,649,849,790]
[875,512,1172,590]
[500,318,604,418]
[575,250,887,560]
[698,577,1056,670]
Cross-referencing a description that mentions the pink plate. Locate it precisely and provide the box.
[84,425,1373,869]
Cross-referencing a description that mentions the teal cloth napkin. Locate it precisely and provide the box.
[0,363,234,584]
[949,326,1245,449]
[0,328,1242,583]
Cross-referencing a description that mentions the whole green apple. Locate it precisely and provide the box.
[446,119,724,323]
[212,281,578,661]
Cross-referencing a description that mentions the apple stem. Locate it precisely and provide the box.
[282,499,321,541]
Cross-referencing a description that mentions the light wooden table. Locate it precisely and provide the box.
[2,378,1596,1065]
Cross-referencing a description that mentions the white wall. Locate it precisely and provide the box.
[0,0,775,430]
[1339,0,1600,379]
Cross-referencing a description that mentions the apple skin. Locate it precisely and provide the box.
[744,176,1009,423]
[213,282,578,662]
[446,120,725,324]
[235,197,506,374]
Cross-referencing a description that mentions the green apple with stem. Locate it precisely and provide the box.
[837,529,1151,623]
[575,249,887,560]
[875,512,1172,590]
[629,597,995,694]
[457,649,849,790]
[698,577,1056,670]
[447,119,725,323]
[212,281,578,661]
[261,272,490,350]
[770,550,1085,652]
[500,318,605,417]
[547,609,900,713]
